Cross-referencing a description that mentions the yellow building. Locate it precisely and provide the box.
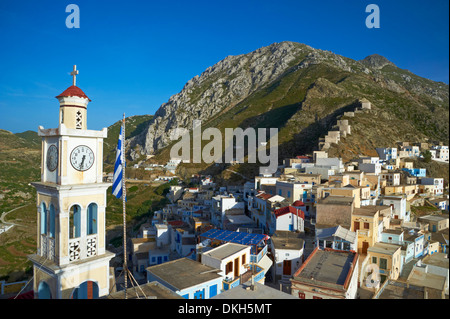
[351,205,391,254]
[365,242,402,284]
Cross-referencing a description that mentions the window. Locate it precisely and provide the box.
[49,204,56,238]
[226,261,233,274]
[87,203,98,235]
[372,257,377,264]
[298,292,305,299]
[69,205,81,239]
[364,222,370,229]
[242,254,246,266]
[379,258,387,270]
[76,111,82,129]
[287,191,291,198]
[40,202,47,235]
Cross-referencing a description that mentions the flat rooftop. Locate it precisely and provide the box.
[202,243,249,260]
[212,282,297,299]
[318,196,354,206]
[146,258,222,291]
[368,242,401,255]
[292,248,357,290]
[418,214,449,222]
[104,281,184,299]
[377,281,425,299]
[271,231,305,251]
[353,205,391,217]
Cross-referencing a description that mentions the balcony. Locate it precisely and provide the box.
[222,264,265,291]
[250,244,268,264]
[40,234,56,262]
[357,229,371,237]
[68,234,98,262]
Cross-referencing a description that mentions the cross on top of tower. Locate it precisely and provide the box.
[70,65,79,86]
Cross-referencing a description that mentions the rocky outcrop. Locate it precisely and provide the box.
[128,42,449,160]
[129,42,311,158]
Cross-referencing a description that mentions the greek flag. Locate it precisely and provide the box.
[112,125,124,199]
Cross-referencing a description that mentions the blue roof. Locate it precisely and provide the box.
[199,229,267,246]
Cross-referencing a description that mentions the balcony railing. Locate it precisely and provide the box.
[222,264,265,291]
[40,234,56,262]
[357,229,371,237]
[250,244,268,264]
[68,234,98,262]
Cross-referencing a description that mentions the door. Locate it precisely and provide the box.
[209,285,217,298]
[283,260,292,276]
[362,241,369,254]
[234,257,239,277]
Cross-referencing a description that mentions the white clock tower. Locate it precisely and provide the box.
[29,66,115,299]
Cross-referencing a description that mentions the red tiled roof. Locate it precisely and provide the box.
[292,200,305,207]
[168,220,184,227]
[56,85,91,101]
[256,193,273,200]
[296,156,310,159]
[274,206,305,219]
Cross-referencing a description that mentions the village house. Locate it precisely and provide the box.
[200,243,256,290]
[211,194,245,228]
[419,178,444,196]
[315,196,354,229]
[364,242,402,285]
[270,231,305,280]
[381,195,409,221]
[431,145,449,161]
[376,147,398,161]
[381,171,401,186]
[406,261,448,297]
[315,225,357,251]
[146,257,223,299]
[351,205,391,254]
[270,204,305,233]
[417,215,449,233]
[290,248,359,299]
[275,180,312,204]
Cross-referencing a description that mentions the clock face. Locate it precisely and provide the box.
[70,145,95,172]
[46,145,58,172]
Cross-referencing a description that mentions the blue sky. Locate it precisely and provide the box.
[0,0,448,133]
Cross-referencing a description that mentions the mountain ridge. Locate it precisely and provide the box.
[128,41,448,165]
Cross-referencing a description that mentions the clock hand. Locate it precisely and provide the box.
[79,155,86,169]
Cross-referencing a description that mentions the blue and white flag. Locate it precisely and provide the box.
[112,124,125,199]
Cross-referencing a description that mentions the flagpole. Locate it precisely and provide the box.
[122,113,128,299]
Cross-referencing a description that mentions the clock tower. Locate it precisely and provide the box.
[29,66,115,299]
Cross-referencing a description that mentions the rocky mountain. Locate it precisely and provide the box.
[126,41,448,164]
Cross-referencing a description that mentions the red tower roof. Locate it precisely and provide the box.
[56,85,91,101]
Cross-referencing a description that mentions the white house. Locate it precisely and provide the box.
[270,231,305,279]
[211,195,245,227]
[315,225,357,251]
[271,205,305,233]
[146,257,223,299]
[376,147,398,161]
[382,196,409,221]
[201,243,252,283]
[420,178,444,196]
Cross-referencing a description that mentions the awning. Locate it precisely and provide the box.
[257,254,273,273]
